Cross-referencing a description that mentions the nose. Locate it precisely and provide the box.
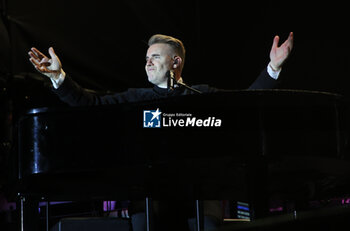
[146,58,153,66]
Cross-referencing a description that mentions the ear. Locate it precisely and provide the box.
[173,56,182,69]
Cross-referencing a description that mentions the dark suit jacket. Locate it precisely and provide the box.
[53,67,278,106]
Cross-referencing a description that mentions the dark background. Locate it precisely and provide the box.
[2,1,350,190]
[1,0,350,97]
[1,0,350,227]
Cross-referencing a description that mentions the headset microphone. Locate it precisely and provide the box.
[167,70,175,91]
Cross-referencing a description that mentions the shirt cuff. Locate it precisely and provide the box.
[50,70,66,89]
[267,64,281,80]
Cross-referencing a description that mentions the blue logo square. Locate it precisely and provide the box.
[143,108,161,128]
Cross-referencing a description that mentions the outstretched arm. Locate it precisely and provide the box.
[28,47,128,106]
[269,32,294,71]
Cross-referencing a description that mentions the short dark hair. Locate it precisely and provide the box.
[148,34,186,70]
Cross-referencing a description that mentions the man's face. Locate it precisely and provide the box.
[145,43,174,88]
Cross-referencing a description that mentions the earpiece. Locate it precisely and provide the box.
[173,59,178,68]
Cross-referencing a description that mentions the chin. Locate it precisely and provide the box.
[148,77,157,85]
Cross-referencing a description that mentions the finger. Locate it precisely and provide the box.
[288,32,294,40]
[29,57,49,71]
[31,47,45,59]
[31,47,47,60]
[29,57,46,72]
[30,60,44,72]
[37,64,52,73]
[48,47,57,60]
[48,47,61,67]
[29,57,40,66]
[41,62,51,67]
[280,33,294,53]
[28,51,40,61]
[271,35,280,49]
[28,51,39,59]
[287,32,294,49]
[38,66,50,72]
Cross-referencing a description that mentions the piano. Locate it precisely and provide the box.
[16,89,350,230]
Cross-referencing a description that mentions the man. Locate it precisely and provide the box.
[28,33,293,103]
[28,33,294,231]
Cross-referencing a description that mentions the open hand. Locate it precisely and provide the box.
[28,47,62,79]
[269,32,294,71]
